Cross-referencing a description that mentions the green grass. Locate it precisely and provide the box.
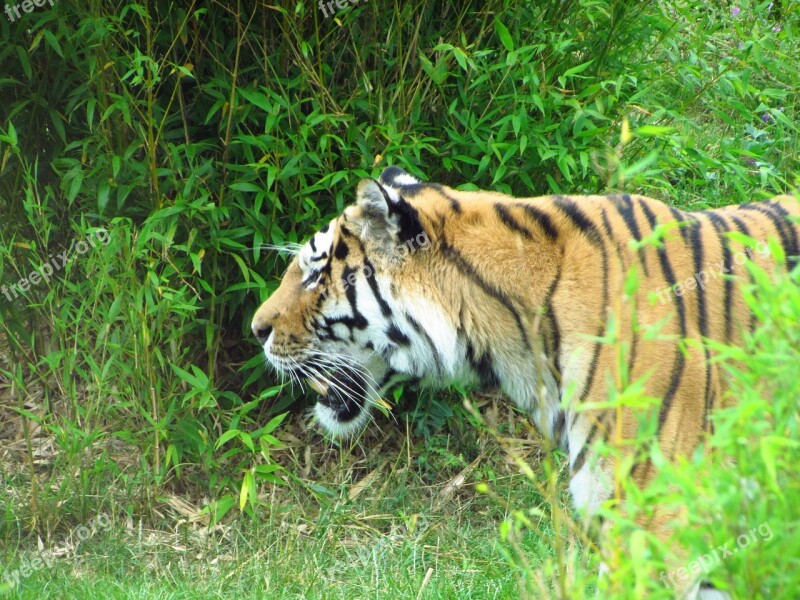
[1,0,799,598]
[3,508,522,599]
[1,409,564,599]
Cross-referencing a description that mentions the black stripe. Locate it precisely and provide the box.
[764,202,799,265]
[339,223,357,239]
[466,342,498,387]
[554,196,602,244]
[309,236,317,252]
[738,203,797,265]
[728,213,755,333]
[373,179,426,243]
[642,202,686,309]
[658,353,686,430]
[611,194,649,276]
[334,239,349,260]
[640,201,688,430]
[377,368,399,390]
[702,211,734,341]
[553,198,607,426]
[571,417,603,475]
[707,383,716,435]
[400,181,462,214]
[444,192,462,213]
[323,312,367,333]
[302,268,322,287]
[440,238,532,352]
[668,206,690,244]
[363,257,392,317]
[406,315,444,377]
[495,203,534,239]
[340,266,368,330]
[687,219,708,337]
[545,299,562,381]
[601,208,627,270]
[378,166,410,187]
[529,257,560,384]
[386,323,411,346]
[729,214,751,237]
[517,204,559,241]
[600,209,635,378]
[701,348,713,433]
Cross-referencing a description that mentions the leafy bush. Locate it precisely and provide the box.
[0,0,797,557]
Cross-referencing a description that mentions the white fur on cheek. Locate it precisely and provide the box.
[393,294,461,379]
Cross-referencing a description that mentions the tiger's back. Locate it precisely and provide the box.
[392,183,798,506]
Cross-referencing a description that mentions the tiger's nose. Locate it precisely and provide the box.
[252,298,279,346]
[252,323,273,345]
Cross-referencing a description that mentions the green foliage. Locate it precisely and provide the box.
[0,0,798,596]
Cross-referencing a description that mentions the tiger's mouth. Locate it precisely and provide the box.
[304,365,368,426]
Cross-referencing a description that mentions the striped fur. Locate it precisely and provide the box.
[252,167,799,598]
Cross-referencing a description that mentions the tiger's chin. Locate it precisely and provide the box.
[314,400,371,437]
[306,366,372,437]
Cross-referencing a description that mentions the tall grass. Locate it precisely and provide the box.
[0,0,798,597]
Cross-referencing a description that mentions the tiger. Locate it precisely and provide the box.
[251,166,799,599]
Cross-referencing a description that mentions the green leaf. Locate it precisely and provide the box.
[44,30,63,57]
[98,183,111,213]
[170,363,203,388]
[16,45,31,81]
[263,411,288,434]
[239,431,254,452]
[239,471,253,510]
[214,429,240,450]
[67,170,84,203]
[254,463,283,476]
[758,436,797,498]
[634,125,675,137]
[562,60,594,78]
[620,150,659,178]
[203,494,235,525]
[230,181,262,193]
[494,18,514,53]
[6,122,17,146]
[238,88,272,112]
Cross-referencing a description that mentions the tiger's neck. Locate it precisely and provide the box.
[413,196,575,443]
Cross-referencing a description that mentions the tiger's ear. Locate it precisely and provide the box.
[353,178,426,256]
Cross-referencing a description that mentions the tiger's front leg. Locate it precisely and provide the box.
[562,339,727,600]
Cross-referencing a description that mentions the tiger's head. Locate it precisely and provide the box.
[251,167,462,436]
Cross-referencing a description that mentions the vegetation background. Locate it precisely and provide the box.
[0,0,798,598]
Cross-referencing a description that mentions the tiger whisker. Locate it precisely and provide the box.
[301,362,385,434]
